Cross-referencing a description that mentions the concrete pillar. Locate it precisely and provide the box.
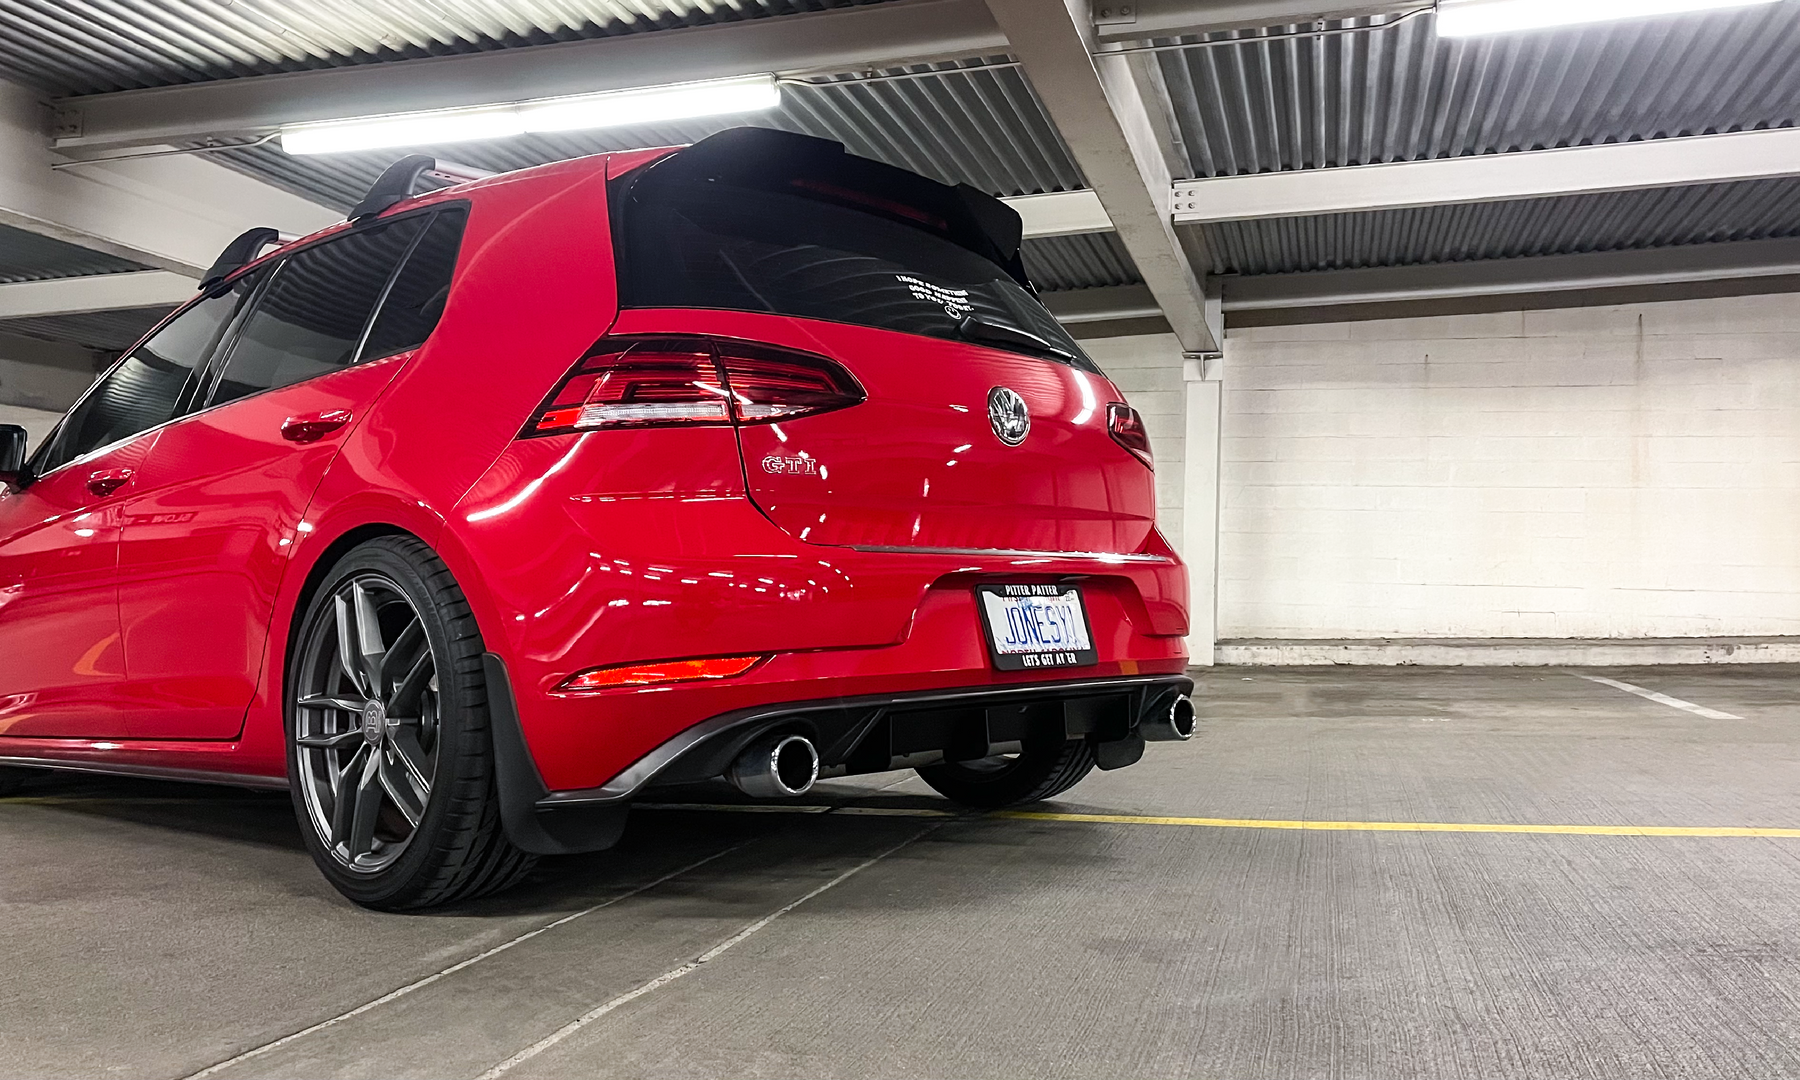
[1180,355,1222,665]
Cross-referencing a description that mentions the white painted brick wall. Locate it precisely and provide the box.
[1218,295,1800,639]
[1085,334,1188,551]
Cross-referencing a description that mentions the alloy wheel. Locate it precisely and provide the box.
[292,573,441,873]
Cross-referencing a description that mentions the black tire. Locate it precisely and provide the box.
[286,535,535,911]
[0,766,34,797]
[916,737,1097,809]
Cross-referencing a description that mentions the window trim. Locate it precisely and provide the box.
[23,201,469,485]
[23,277,263,483]
[195,206,447,414]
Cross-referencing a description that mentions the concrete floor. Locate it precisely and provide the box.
[4,666,1800,1079]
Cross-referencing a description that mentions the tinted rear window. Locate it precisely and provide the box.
[616,174,1098,373]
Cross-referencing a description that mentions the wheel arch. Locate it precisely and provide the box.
[283,522,417,680]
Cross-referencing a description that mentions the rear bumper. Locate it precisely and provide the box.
[549,671,1192,804]
[484,650,1190,854]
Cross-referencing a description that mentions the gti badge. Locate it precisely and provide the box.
[987,386,1030,446]
[762,454,819,476]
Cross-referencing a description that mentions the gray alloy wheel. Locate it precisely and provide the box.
[293,572,440,873]
[286,535,534,910]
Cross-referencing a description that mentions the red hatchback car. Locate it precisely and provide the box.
[0,128,1193,909]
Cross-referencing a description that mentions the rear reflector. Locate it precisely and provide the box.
[1108,402,1153,468]
[527,337,863,436]
[558,654,768,691]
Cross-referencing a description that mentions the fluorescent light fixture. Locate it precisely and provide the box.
[1436,0,1784,36]
[281,74,780,155]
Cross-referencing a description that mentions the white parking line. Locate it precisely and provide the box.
[1570,673,1743,720]
[471,819,945,1080]
[179,844,747,1080]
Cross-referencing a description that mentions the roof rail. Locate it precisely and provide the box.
[350,155,497,222]
[201,226,282,290]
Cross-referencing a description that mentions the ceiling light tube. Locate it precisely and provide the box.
[1435,0,1784,36]
[281,74,780,155]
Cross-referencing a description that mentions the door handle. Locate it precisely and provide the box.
[281,409,354,444]
[86,468,133,498]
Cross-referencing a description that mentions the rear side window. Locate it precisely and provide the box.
[206,215,425,408]
[363,207,467,360]
[32,274,257,475]
[617,175,1099,373]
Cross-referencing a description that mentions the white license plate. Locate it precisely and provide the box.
[975,584,1098,671]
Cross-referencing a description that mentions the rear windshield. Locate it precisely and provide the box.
[614,171,1100,373]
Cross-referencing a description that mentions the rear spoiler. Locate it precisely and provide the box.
[617,127,1028,284]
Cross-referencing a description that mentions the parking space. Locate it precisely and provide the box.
[4,666,1799,1080]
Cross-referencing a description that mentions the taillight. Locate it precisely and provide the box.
[1108,402,1153,468]
[717,341,864,422]
[527,337,863,436]
[530,339,727,434]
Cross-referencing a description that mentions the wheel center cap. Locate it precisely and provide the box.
[362,700,386,744]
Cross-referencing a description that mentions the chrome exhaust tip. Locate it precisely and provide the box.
[1141,692,1197,742]
[729,733,820,798]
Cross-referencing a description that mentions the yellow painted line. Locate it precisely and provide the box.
[997,811,1800,837]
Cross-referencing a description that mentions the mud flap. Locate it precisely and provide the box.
[483,652,628,855]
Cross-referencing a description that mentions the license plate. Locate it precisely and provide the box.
[975,584,1098,671]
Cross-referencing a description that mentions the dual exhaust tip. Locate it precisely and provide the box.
[727,691,1197,798]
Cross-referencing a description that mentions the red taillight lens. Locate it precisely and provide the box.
[557,654,767,692]
[527,338,862,436]
[1108,402,1153,468]
[531,339,728,434]
[718,341,864,423]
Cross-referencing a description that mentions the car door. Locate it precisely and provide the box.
[0,285,247,738]
[115,209,466,739]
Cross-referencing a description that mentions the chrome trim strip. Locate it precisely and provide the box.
[538,672,1192,808]
[0,755,287,790]
[848,545,1170,563]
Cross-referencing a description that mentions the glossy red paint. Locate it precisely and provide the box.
[114,355,410,738]
[0,141,1188,796]
[0,435,149,738]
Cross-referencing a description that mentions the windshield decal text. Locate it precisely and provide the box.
[896,275,973,320]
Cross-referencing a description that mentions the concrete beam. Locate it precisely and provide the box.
[1093,0,1411,39]
[50,0,1416,152]
[0,82,339,276]
[1171,128,1800,224]
[52,0,1008,152]
[1222,238,1800,310]
[1044,283,1161,322]
[1039,238,1800,326]
[0,271,195,320]
[986,0,1219,354]
[1006,189,1113,238]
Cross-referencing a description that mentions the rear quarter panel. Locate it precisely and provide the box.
[234,161,623,773]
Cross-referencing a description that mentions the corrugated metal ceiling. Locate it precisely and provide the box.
[1200,176,1800,276]
[0,1,1793,306]
[0,306,172,351]
[1152,4,1800,178]
[210,59,1081,211]
[0,222,147,283]
[0,0,899,96]
[1022,232,1139,292]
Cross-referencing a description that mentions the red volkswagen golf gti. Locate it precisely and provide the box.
[0,129,1193,909]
